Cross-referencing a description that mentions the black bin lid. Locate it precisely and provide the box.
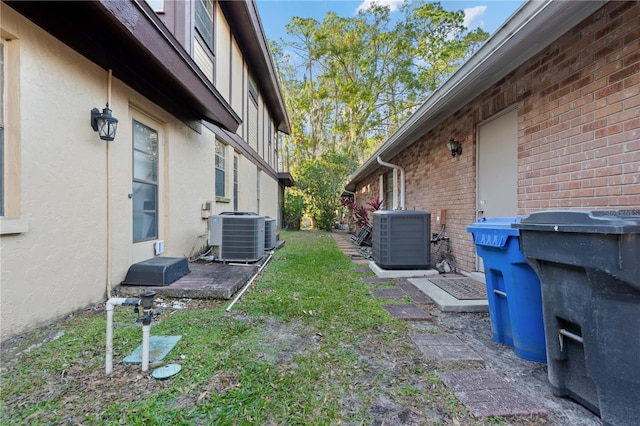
[513,210,640,234]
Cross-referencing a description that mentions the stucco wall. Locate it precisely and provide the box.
[0,5,283,340]
[260,171,280,220]
[1,9,112,338]
[353,1,640,274]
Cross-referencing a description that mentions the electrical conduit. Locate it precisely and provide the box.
[226,251,274,312]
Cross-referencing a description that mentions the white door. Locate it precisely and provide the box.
[476,108,518,271]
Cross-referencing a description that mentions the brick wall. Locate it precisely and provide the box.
[517,1,640,211]
[353,1,640,273]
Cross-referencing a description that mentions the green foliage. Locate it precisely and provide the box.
[274,0,490,167]
[282,190,306,230]
[294,151,356,231]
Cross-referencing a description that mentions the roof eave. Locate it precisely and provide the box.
[5,0,241,132]
[346,0,607,190]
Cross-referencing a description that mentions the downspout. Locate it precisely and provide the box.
[342,189,356,205]
[106,69,113,299]
[377,157,405,210]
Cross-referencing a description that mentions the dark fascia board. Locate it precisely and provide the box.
[345,0,606,191]
[277,172,295,187]
[5,0,241,133]
[218,1,291,134]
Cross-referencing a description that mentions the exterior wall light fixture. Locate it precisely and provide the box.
[446,138,462,157]
[91,104,119,141]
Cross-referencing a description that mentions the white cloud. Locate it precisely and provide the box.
[356,0,403,14]
[463,5,487,29]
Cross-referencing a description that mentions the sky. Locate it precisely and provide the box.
[256,0,525,43]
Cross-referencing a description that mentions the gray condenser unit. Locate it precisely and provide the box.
[372,210,431,269]
[264,217,277,249]
[208,214,265,262]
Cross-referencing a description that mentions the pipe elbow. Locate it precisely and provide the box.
[106,297,139,311]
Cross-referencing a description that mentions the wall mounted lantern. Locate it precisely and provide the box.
[91,104,119,141]
[446,138,462,157]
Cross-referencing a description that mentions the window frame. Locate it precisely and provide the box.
[132,119,160,243]
[248,74,258,105]
[0,41,4,217]
[215,140,226,198]
[145,0,164,13]
[194,0,214,53]
[233,154,239,211]
[0,37,28,235]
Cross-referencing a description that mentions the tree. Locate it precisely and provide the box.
[294,151,356,231]
[273,1,489,229]
[274,0,489,168]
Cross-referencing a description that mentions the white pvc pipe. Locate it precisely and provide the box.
[141,324,151,372]
[106,297,142,375]
[226,252,274,312]
[377,157,405,210]
[106,298,128,375]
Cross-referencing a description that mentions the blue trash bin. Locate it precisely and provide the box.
[467,217,546,363]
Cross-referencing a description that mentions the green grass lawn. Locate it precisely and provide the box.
[1,230,476,425]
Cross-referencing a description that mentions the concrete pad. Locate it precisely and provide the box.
[368,261,439,278]
[408,278,488,313]
[117,261,256,299]
[438,370,547,418]
[410,333,482,362]
[382,304,432,321]
[352,259,370,264]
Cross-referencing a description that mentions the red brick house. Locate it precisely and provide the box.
[345,0,639,275]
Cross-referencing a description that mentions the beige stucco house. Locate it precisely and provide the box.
[345,0,639,276]
[0,0,291,340]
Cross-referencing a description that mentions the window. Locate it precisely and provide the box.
[215,141,226,197]
[0,37,27,234]
[145,0,164,12]
[233,155,239,211]
[384,170,395,210]
[195,0,214,51]
[0,43,4,217]
[267,125,272,167]
[248,74,258,104]
[247,74,258,150]
[132,120,159,242]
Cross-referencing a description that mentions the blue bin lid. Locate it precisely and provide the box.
[467,217,522,248]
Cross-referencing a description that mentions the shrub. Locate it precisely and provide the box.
[283,192,306,230]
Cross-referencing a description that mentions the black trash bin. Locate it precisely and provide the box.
[514,210,640,426]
